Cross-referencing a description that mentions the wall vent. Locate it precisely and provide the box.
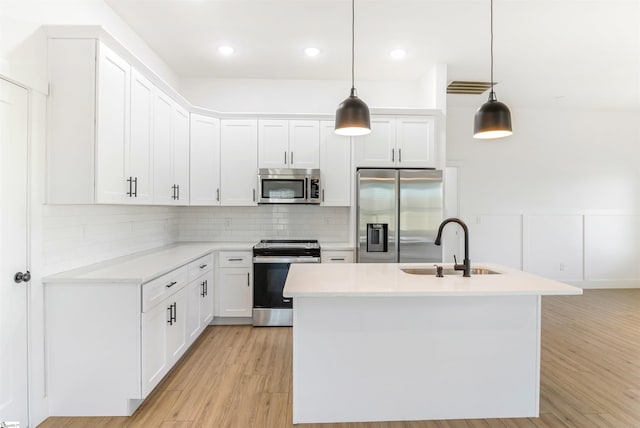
[447,81,494,95]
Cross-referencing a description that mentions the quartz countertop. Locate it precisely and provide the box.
[284,262,583,297]
[43,242,254,284]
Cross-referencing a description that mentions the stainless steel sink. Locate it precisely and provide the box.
[401,267,501,276]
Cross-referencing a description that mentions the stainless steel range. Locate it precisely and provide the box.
[252,239,321,326]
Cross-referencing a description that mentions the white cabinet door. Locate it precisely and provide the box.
[319,121,351,206]
[354,117,396,167]
[289,120,320,168]
[141,300,169,397]
[396,116,436,168]
[200,269,215,327]
[220,120,258,206]
[129,68,154,204]
[153,90,174,205]
[166,287,187,365]
[218,268,252,317]
[186,279,201,346]
[172,103,190,205]
[258,119,289,169]
[95,42,130,204]
[190,114,220,206]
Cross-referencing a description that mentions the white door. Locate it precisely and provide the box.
[218,268,252,317]
[95,42,130,204]
[152,90,174,205]
[141,301,169,397]
[186,278,202,345]
[0,78,29,427]
[289,120,320,168]
[220,120,258,206]
[166,287,187,364]
[354,116,396,167]
[258,119,288,169]
[172,103,190,205]
[319,121,351,207]
[396,116,436,168]
[190,114,220,206]
[129,68,154,204]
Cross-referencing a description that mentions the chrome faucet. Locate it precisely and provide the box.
[434,218,471,277]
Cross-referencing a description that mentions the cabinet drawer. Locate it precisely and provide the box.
[322,250,354,263]
[188,253,214,281]
[219,251,252,268]
[142,265,188,312]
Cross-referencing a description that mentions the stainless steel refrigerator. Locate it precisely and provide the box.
[357,169,443,263]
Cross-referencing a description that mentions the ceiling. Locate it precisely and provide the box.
[105,0,640,109]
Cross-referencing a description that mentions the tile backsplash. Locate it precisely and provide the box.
[42,205,180,275]
[179,205,351,243]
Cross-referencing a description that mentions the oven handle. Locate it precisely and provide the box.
[253,256,321,264]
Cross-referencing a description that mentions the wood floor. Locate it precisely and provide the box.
[39,289,640,428]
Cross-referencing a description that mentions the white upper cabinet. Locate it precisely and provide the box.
[95,43,130,204]
[319,121,351,207]
[47,38,190,206]
[355,115,437,168]
[129,68,154,204]
[220,119,258,206]
[153,95,190,205]
[258,119,319,169]
[258,120,289,169]
[190,114,221,206]
[289,120,320,168]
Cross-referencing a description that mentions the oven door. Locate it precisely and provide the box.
[253,256,320,309]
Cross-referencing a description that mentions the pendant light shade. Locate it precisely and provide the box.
[335,0,371,136]
[473,91,512,139]
[473,0,512,140]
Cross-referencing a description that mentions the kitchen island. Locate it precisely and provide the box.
[283,263,582,424]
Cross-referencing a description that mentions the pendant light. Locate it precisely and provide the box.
[473,0,512,139]
[335,0,371,136]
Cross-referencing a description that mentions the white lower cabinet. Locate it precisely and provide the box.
[141,285,186,397]
[44,249,214,416]
[217,251,253,318]
[322,250,355,263]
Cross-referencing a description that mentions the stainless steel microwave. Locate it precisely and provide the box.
[257,168,320,204]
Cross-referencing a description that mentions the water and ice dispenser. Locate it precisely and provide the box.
[366,223,388,252]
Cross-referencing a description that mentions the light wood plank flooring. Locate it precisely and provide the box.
[39,289,640,428]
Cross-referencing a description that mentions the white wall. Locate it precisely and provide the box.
[447,105,640,287]
[0,0,179,93]
[181,78,423,113]
[179,206,350,243]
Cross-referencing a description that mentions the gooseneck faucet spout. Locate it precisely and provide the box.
[434,218,471,277]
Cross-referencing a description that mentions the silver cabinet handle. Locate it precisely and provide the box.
[391,148,395,162]
[399,148,402,163]
[216,188,220,201]
[227,258,243,261]
[284,151,287,165]
[330,258,345,261]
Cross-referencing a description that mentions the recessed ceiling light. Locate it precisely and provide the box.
[390,49,407,59]
[304,47,320,57]
[218,45,235,56]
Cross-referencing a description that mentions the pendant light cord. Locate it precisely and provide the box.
[490,0,495,99]
[351,0,356,90]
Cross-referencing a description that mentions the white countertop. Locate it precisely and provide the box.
[43,242,253,284]
[284,262,583,297]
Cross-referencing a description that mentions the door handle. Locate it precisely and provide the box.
[247,272,250,286]
[391,148,395,162]
[14,270,31,283]
[167,305,173,325]
[398,148,402,163]
[126,177,132,197]
[322,189,325,202]
[201,280,206,297]
[216,188,220,201]
[253,188,256,202]
[166,281,177,288]
[290,151,293,164]
[284,151,287,165]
